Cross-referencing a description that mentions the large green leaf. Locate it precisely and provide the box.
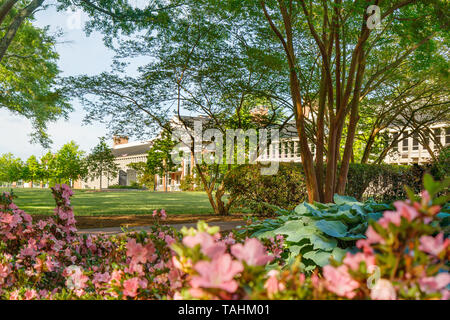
[272,220,318,242]
[309,234,337,251]
[333,194,362,206]
[331,247,347,262]
[314,220,348,238]
[303,250,332,267]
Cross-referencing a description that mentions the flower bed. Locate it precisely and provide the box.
[0,176,449,300]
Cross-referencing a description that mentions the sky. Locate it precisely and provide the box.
[0,4,123,160]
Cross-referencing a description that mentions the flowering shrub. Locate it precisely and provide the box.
[1,175,449,300]
[0,184,183,300]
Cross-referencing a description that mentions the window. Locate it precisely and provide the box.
[434,128,441,148]
[446,127,450,145]
[392,133,399,152]
[413,133,419,151]
[402,131,409,152]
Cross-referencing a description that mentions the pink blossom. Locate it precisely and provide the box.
[378,211,401,228]
[183,232,226,259]
[24,289,37,300]
[370,279,396,300]
[419,233,449,257]
[394,201,419,222]
[231,238,274,266]
[190,253,243,293]
[264,270,280,296]
[323,265,359,299]
[343,252,376,271]
[123,277,140,298]
[356,226,385,252]
[419,273,450,294]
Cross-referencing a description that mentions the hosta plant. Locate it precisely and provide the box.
[236,195,391,271]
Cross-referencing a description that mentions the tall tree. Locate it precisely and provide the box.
[236,0,448,202]
[85,137,118,189]
[0,0,71,146]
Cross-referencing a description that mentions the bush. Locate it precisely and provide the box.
[224,163,425,214]
[223,163,307,215]
[431,146,450,181]
[108,182,146,190]
[179,174,205,192]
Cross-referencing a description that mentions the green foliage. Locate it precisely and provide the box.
[85,137,119,189]
[0,153,23,184]
[53,141,87,186]
[225,163,425,215]
[0,9,71,146]
[146,130,178,177]
[430,146,450,181]
[238,195,390,271]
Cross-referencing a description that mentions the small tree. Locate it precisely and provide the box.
[55,141,86,186]
[40,151,56,187]
[127,162,154,190]
[85,137,119,190]
[24,155,42,187]
[146,131,178,192]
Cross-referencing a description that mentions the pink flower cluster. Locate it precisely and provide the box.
[0,186,183,300]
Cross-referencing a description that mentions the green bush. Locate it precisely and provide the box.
[108,182,146,190]
[179,174,206,192]
[224,163,424,214]
[223,163,307,215]
[430,146,450,181]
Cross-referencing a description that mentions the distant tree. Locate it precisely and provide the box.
[127,161,154,190]
[23,155,42,186]
[85,137,118,189]
[54,141,86,186]
[40,151,56,186]
[0,153,23,184]
[146,131,178,192]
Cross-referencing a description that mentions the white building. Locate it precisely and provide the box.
[384,123,450,165]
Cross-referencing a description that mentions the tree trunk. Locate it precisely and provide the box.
[0,0,17,25]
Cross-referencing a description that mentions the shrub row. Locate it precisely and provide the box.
[224,163,428,214]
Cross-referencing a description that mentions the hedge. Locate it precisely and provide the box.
[224,162,426,215]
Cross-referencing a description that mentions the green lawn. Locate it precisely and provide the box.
[0,188,216,216]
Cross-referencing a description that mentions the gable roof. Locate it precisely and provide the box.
[112,141,152,158]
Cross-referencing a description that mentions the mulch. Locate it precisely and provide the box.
[31,214,248,230]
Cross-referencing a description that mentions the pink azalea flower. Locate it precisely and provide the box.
[190,253,243,293]
[394,201,419,222]
[419,273,450,294]
[419,233,449,257]
[264,270,280,297]
[370,279,396,300]
[323,265,359,299]
[24,289,37,300]
[356,226,385,252]
[183,232,226,259]
[378,211,401,228]
[343,252,376,271]
[231,238,274,266]
[123,277,140,298]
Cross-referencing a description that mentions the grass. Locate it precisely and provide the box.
[0,188,216,216]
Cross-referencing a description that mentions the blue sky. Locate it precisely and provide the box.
[0,4,122,159]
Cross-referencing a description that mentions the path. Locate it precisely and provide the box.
[77,220,245,236]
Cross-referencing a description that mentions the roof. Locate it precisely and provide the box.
[112,141,152,158]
